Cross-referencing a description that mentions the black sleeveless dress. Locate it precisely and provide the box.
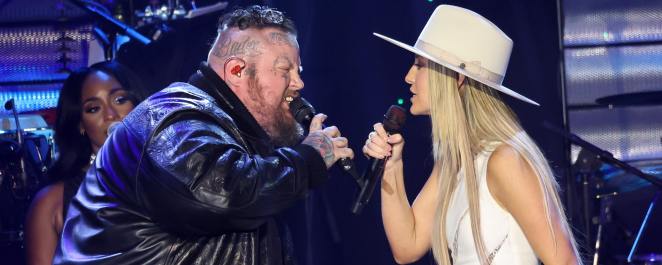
[61,173,84,218]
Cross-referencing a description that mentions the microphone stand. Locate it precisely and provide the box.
[592,191,617,265]
[542,121,662,263]
[573,148,602,252]
[4,99,28,198]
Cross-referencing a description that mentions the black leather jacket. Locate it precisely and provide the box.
[54,64,328,265]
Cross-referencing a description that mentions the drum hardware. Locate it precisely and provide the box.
[543,121,662,189]
[573,148,603,249]
[69,0,152,60]
[601,163,662,194]
[0,131,51,200]
[131,1,227,44]
[1,101,53,194]
[68,0,227,62]
[138,1,187,21]
[134,1,228,24]
[55,25,75,73]
[544,121,662,264]
[0,100,53,253]
[596,91,662,108]
[3,99,28,199]
[182,1,227,19]
[593,192,618,265]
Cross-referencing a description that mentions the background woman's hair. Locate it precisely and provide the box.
[46,61,147,184]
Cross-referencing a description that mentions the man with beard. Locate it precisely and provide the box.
[54,5,353,265]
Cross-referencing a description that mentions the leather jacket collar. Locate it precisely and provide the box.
[189,62,273,154]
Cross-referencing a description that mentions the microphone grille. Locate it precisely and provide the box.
[289,97,316,124]
[4,98,14,110]
[383,105,407,133]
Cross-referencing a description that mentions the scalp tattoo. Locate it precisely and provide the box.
[268,32,295,47]
[213,37,262,58]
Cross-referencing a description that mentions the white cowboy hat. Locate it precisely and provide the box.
[373,5,539,106]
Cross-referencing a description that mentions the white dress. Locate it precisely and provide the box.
[445,143,538,265]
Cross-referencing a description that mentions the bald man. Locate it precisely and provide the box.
[54,6,353,265]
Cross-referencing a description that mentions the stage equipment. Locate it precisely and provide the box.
[558,0,662,262]
[545,122,662,264]
[0,101,53,261]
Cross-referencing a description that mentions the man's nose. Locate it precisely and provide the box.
[290,73,304,90]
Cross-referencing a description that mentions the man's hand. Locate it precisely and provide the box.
[301,113,354,169]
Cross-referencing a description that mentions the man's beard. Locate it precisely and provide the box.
[247,76,304,147]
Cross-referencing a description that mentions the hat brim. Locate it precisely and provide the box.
[373,32,540,106]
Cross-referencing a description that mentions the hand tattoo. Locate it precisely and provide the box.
[302,131,335,168]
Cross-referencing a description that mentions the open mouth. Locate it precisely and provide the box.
[283,91,299,109]
[282,96,298,112]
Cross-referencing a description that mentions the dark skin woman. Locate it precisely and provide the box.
[24,61,147,265]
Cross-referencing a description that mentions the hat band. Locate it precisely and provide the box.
[414,40,504,85]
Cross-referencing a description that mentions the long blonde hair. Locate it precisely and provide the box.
[427,62,580,264]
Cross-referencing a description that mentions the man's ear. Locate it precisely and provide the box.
[223,57,246,88]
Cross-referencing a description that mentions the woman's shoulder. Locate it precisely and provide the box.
[25,182,66,264]
[29,181,65,215]
[486,143,542,210]
[486,144,533,180]
[488,143,518,163]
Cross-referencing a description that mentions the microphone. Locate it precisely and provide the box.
[4,98,14,110]
[289,97,360,182]
[351,105,407,215]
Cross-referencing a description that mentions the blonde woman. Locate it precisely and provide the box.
[362,5,582,265]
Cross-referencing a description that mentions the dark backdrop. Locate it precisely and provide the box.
[119,0,565,264]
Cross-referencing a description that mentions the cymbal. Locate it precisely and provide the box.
[601,162,662,193]
[596,91,662,107]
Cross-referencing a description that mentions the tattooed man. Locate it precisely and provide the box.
[54,6,353,265]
